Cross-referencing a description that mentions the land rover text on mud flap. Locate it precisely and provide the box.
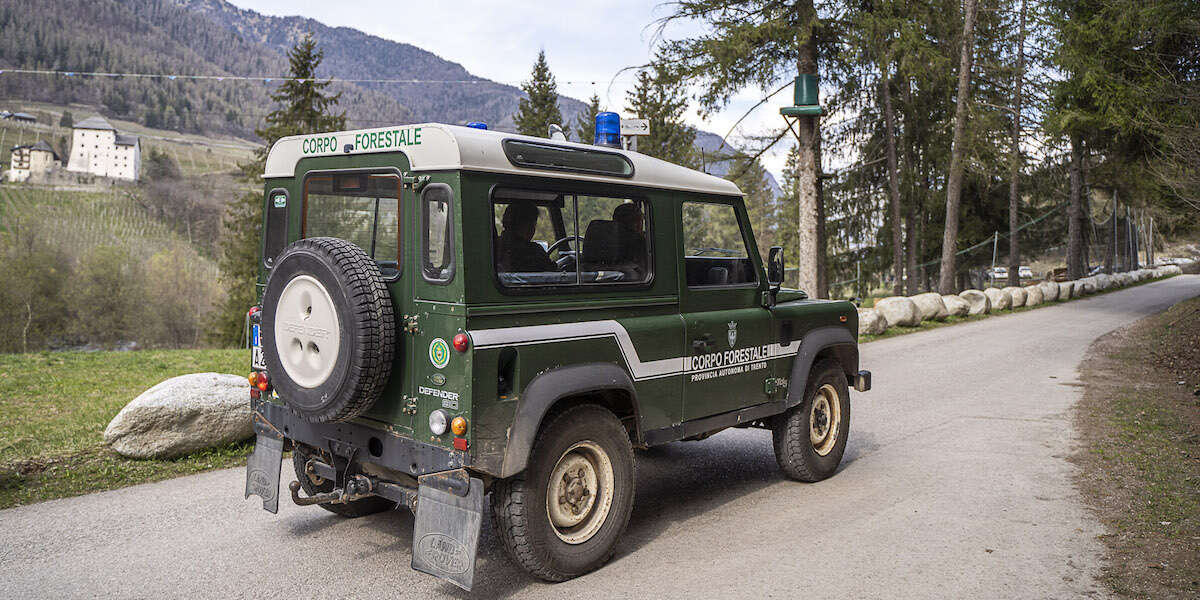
[243,118,871,590]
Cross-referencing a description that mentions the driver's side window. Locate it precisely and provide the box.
[492,188,650,288]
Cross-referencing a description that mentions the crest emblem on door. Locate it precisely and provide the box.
[727,321,738,348]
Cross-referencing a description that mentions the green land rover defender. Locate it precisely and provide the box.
[243,119,871,590]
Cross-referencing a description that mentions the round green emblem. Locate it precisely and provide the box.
[429,338,450,369]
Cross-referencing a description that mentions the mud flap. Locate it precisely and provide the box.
[411,476,485,591]
[245,433,284,514]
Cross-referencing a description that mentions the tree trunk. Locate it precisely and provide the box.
[905,202,919,296]
[937,0,979,294]
[794,0,825,298]
[1067,134,1084,279]
[1007,0,1027,288]
[882,70,905,296]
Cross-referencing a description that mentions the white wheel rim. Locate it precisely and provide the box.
[546,441,614,545]
[274,275,341,388]
[809,384,841,456]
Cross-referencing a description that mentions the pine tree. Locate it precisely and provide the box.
[624,66,697,168]
[210,33,345,346]
[573,94,602,144]
[727,154,776,262]
[514,51,564,138]
[657,0,829,297]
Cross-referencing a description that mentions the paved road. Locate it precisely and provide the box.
[3,276,1197,599]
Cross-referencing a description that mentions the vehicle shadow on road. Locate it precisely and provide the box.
[277,426,877,599]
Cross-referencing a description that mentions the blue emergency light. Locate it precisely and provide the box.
[466,122,488,130]
[594,112,621,148]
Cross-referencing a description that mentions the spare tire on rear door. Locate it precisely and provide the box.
[261,237,395,423]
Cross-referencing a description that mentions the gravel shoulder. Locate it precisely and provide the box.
[1074,296,1200,598]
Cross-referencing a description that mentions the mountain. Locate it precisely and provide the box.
[0,0,776,191]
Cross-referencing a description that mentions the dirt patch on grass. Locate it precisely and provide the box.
[1074,296,1200,599]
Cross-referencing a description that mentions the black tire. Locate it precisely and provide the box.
[262,237,395,423]
[292,444,395,518]
[491,404,635,582]
[773,359,851,482]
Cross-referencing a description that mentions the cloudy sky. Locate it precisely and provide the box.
[227,0,795,179]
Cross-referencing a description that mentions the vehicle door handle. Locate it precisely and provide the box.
[692,334,713,353]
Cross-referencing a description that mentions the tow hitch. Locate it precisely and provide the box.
[273,453,485,592]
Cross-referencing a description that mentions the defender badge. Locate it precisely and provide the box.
[727,321,738,348]
[429,338,451,369]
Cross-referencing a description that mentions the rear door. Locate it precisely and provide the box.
[295,158,412,433]
[678,200,773,420]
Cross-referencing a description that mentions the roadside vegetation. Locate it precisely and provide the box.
[0,349,250,509]
[1075,297,1200,598]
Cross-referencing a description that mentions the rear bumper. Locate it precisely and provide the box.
[853,370,872,392]
[252,399,469,476]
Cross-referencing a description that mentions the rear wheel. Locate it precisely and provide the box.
[491,404,635,582]
[773,359,851,481]
[291,443,395,518]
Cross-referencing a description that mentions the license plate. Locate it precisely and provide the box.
[251,324,266,370]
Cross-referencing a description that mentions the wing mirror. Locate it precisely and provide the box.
[767,246,785,287]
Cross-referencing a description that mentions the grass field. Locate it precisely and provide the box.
[0,349,251,509]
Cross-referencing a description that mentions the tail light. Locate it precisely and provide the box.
[248,372,270,392]
[452,333,469,352]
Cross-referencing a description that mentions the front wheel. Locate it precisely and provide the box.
[491,404,635,582]
[773,359,851,481]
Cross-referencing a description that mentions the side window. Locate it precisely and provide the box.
[262,188,289,268]
[421,184,455,283]
[492,188,650,287]
[682,201,756,287]
[304,173,400,278]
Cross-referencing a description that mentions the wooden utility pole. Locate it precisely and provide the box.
[937,0,979,294]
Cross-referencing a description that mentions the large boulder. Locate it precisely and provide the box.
[873,296,921,327]
[984,287,1012,311]
[1075,278,1093,295]
[1040,281,1060,301]
[911,292,950,321]
[1022,285,1043,307]
[1180,260,1200,275]
[1093,273,1112,290]
[1161,264,1183,276]
[1057,281,1075,300]
[857,308,888,336]
[1002,286,1027,308]
[959,289,991,315]
[942,294,971,317]
[104,373,252,459]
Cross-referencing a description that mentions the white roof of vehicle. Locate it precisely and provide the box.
[263,123,742,197]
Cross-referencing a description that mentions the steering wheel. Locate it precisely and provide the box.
[546,235,581,255]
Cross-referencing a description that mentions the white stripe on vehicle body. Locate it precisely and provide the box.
[469,320,800,382]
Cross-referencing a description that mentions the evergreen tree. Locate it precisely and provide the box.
[210,33,345,346]
[624,65,697,168]
[657,0,830,297]
[573,94,602,144]
[727,154,776,262]
[514,51,564,138]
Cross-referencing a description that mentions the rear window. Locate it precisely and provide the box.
[304,173,400,278]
